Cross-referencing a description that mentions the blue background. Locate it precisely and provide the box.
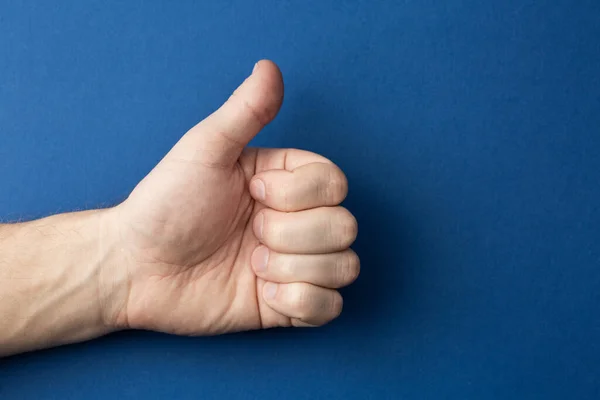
[1,0,599,398]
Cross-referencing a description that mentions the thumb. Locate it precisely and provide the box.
[176,60,284,167]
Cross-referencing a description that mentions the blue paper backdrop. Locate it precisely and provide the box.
[1,0,599,398]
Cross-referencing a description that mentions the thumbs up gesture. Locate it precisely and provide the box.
[108,60,359,334]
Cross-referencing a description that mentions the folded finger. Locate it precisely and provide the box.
[249,162,348,211]
[262,282,343,326]
[253,206,358,254]
[252,247,360,288]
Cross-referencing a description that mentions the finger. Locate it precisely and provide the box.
[251,148,334,172]
[249,162,348,211]
[262,282,343,326]
[253,206,358,254]
[251,246,360,288]
[169,60,284,167]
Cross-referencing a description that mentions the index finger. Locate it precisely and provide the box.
[251,148,335,172]
[249,162,348,211]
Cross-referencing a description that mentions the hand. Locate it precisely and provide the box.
[107,60,359,335]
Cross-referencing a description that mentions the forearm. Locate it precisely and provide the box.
[0,210,126,357]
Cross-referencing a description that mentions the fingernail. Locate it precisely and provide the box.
[252,62,259,74]
[250,179,266,201]
[252,246,269,272]
[263,282,278,300]
[254,213,264,240]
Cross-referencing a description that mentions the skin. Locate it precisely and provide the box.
[0,60,359,357]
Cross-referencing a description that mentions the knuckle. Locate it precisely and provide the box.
[288,285,310,316]
[231,91,271,127]
[336,250,360,285]
[330,292,344,319]
[325,167,348,204]
[336,208,358,247]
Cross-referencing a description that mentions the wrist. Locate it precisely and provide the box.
[96,207,132,332]
[0,209,129,356]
